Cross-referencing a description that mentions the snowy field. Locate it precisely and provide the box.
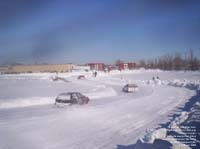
[0,70,199,149]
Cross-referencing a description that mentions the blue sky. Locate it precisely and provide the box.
[0,0,200,64]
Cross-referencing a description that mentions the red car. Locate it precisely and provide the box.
[55,92,89,106]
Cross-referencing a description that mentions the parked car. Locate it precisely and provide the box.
[55,92,89,106]
[123,84,138,93]
[77,75,85,80]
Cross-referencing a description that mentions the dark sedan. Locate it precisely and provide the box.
[55,92,89,106]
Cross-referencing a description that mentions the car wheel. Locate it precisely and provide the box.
[86,98,89,104]
[76,98,83,105]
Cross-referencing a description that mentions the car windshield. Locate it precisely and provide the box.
[57,93,71,100]
[76,93,83,98]
[128,84,137,87]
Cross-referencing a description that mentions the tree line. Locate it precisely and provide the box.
[138,49,200,71]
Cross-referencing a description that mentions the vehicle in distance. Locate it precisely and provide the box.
[55,92,89,106]
[77,75,86,80]
[123,84,138,93]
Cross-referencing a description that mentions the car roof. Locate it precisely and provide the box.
[126,84,138,87]
[58,92,80,96]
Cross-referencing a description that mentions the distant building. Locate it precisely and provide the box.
[87,63,105,71]
[0,66,9,74]
[117,62,136,70]
[104,65,118,71]
[73,65,90,72]
[0,64,74,74]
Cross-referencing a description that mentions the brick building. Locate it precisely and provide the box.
[118,62,136,70]
[87,63,105,71]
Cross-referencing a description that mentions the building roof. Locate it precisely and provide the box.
[87,63,105,65]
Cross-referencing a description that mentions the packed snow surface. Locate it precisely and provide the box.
[0,70,199,149]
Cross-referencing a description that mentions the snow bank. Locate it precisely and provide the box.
[1,73,64,80]
[135,121,192,149]
[168,79,200,90]
[136,79,200,149]
[145,78,200,90]
[0,97,54,109]
[0,71,94,81]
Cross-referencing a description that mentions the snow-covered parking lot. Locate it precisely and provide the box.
[0,70,199,149]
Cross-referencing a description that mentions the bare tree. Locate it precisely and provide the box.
[115,59,124,66]
[159,54,173,70]
[173,53,183,70]
[136,49,200,71]
[138,60,146,68]
[188,49,199,70]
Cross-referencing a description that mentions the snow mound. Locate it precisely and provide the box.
[168,79,200,90]
[135,126,191,149]
[135,79,200,149]
[135,128,168,149]
[140,128,167,144]
[169,112,189,129]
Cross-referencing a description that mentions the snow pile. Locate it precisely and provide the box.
[145,78,200,91]
[135,128,169,149]
[193,101,200,107]
[168,111,189,130]
[139,128,167,144]
[168,79,200,90]
[50,76,70,82]
[165,109,199,149]
[135,112,192,149]
[135,78,200,149]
